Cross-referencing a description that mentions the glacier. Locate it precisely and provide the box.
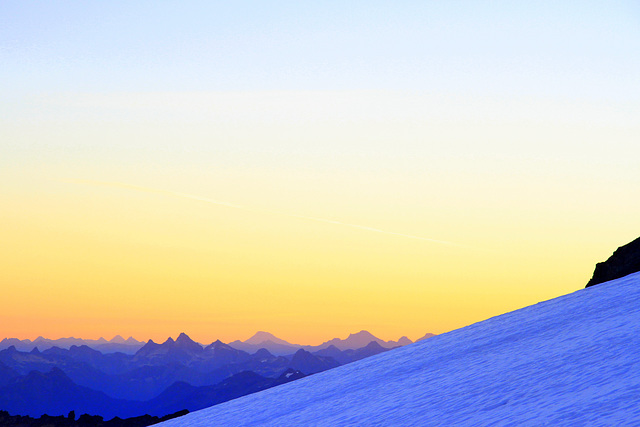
[160,272,640,426]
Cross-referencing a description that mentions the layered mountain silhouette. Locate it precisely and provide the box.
[288,349,340,374]
[586,236,640,287]
[0,368,135,419]
[227,330,420,355]
[0,336,144,354]
[313,341,390,365]
[0,366,302,419]
[308,330,413,351]
[143,368,305,415]
[0,331,415,419]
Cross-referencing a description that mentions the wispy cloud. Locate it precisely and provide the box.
[59,179,464,248]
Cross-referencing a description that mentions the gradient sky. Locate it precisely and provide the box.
[1,1,639,345]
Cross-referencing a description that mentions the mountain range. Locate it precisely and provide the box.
[0,335,145,354]
[0,330,431,357]
[0,330,415,419]
[229,330,421,355]
[159,270,640,426]
[0,365,303,419]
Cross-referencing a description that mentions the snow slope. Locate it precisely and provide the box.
[160,272,640,426]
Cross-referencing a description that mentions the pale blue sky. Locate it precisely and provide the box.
[2,1,639,97]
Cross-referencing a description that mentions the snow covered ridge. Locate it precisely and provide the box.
[159,272,640,426]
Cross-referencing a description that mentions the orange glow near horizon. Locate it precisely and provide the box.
[0,101,638,344]
[3,1,640,354]
[2,91,639,346]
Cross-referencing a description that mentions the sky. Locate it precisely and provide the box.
[1,1,639,345]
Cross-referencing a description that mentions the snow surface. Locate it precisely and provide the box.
[160,272,640,426]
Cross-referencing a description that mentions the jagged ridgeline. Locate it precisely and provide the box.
[0,330,423,421]
[586,236,640,287]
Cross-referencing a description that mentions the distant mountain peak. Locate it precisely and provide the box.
[253,348,274,358]
[110,335,126,343]
[134,339,160,357]
[337,330,383,350]
[175,333,203,352]
[351,330,375,337]
[417,333,435,341]
[245,331,292,346]
[364,341,385,350]
[397,336,413,346]
[176,332,195,344]
[205,340,235,352]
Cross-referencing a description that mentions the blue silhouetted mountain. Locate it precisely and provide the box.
[252,348,274,360]
[586,236,640,287]
[313,345,343,362]
[308,330,412,351]
[0,344,187,401]
[0,368,136,419]
[345,341,389,361]
[175,333,205,353]
[288,349,339,374]
[0,338,32,352]
[227,330,415,355]
[134,334,204,365]
[1,345,108,383]
[230,348,290,378]
[203,340,251,363]
[0,335,145,354]
[143,368,306,415]
[0,361,18,387]
[0,332,411,414]
[314,341,390,364]
[0,365,305,420]
[0,336,290,402]
[94,336,145,354]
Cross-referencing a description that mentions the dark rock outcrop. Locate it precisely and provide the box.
[586,236,640,287]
